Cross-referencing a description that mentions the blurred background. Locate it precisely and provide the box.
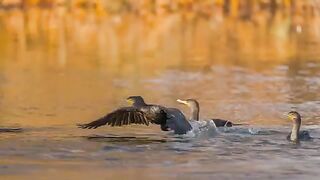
[0,0,320,126]
[1,1,320,179]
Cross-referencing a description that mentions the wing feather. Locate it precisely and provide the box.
[77,107,151,129]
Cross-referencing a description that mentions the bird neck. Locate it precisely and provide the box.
[190,106,199,121]
[290,118,301,141]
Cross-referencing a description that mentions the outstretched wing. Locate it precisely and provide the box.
[78,107,150,129]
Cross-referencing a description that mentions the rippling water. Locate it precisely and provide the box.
[1,4,320,180]
[1,126,320,179]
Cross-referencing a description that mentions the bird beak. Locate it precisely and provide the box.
[177,99,188,105]
[282,113,290,119]
[126,99,133,105]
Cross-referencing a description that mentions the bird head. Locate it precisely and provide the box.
[286,111,301,122]
[177,99,199,109]
[126,96,145,106]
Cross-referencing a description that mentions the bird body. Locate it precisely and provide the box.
[176,99,242,127]
[286,111,312,142]
[210,118,233,127]
[287,131,312,141]
[0,128,23,133]
[78,96,192,135]
[164,107,192,134]
[138,105,167,125]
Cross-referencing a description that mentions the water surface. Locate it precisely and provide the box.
[0,4,320,179]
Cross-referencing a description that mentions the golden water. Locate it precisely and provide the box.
[0,5,320,180]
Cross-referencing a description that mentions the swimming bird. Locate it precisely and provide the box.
[286,111,312,142]
[0,128,22,133]
[78,96,192,135]
[176,99,244,127]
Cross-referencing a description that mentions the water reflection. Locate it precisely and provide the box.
[1,125,320,179]
[1,2,320,67]
[0,4,320,126]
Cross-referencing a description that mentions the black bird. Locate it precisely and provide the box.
[286,111,312,142]
[0,128,22,133]
[176,99,244,127]
[78,96,192,135]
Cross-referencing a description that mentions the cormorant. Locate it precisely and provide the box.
[286,111,312,142]
[176,99,244,127]
[0,128,22,133]
[78,96,192,135]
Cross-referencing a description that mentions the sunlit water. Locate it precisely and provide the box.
[1,5,320,180]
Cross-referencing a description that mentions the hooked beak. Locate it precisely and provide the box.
[177,99,189,105]
[126,99,133,105]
